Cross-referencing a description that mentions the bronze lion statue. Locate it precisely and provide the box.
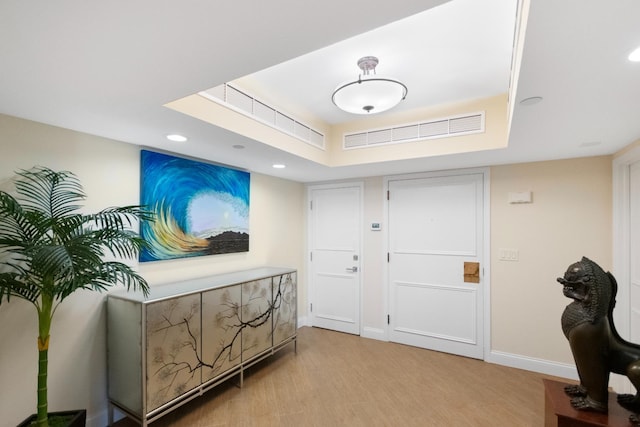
[558,257,640,423]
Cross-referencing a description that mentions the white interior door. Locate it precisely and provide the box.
[308,184,362,335]
[612,156,640,394]
[629,162,640,343]
[387,172,485,359]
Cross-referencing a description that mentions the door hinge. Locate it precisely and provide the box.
[387,314,390,325]
[310,252,313,262]
[310,303,313,312]
[387,252,390,262]
[387,190,390,200]
[310,200,313,210]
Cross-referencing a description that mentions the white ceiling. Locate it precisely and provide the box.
[1,0,639,183]
[238,0,516,125]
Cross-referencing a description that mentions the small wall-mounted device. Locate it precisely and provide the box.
[508,191,533,204]
[370,222,381,231]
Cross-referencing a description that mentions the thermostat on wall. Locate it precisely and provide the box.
[371,222,381,231]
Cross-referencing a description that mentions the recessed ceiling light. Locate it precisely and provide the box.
[166,134,187,142]
[232,144,245,149]
[272,164,286,169]
[519,96,543,106]
[628,46,640,62]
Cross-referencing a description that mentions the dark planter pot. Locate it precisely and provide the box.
[17,409,86,427]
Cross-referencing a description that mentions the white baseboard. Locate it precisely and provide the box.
[297,315,310,327]
[361,326,386,341]
[487,351,634,393]
[297,323,386,341]
[486,349,578,380]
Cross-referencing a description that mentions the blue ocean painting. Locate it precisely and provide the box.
[139,150,250,262]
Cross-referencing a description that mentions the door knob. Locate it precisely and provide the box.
[346,267,358,273]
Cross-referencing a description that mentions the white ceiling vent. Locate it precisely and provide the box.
[199,84,325,150]
[343,112,484,150]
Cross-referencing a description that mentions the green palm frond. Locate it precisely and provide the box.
[0,166,153,305]
[0,193,29,242]
[54,261,148,300]
[0,272,41,303]
[14,167,85,218]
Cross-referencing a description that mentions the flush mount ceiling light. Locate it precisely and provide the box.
[629,46,640,62]
[332,56,408,115]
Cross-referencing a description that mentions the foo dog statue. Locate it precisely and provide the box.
[558,257,640,424]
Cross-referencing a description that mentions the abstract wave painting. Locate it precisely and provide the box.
[139,150,250,262]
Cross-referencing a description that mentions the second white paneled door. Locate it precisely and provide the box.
[629,162,640,344]
[308,183,362,335]
[386,171,486,359]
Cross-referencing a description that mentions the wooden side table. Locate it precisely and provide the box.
[544,379,635,426]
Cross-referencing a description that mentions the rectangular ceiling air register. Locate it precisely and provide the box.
[200,84,325,150]
[343,112,484,150]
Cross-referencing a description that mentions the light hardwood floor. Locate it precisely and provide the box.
[113,326,570,427]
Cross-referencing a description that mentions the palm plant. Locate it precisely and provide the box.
[0,167,153,427]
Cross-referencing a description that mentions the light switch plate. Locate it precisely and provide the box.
[499,248,519,261]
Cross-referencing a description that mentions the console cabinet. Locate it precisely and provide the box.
[107,267,297,426]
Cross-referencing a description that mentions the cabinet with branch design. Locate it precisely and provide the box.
[107,267,297,426]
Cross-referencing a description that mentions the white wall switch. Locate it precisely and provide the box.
[498,248,519,261]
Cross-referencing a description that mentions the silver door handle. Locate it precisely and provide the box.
[346,267,358,273]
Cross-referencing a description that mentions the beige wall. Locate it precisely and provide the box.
[361,176,386,334]
[489,157,612,363]
[0,113,305,427]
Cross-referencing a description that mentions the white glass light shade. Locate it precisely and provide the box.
[332,77,408,115]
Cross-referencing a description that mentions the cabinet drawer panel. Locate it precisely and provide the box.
[201,286,242,381]
[241,278,273,360]
[146,293,201,412]
[273,272,297,346]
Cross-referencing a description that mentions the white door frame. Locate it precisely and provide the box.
[382,167,491,359]
[612,147,640,339]
[306,181,364,334]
